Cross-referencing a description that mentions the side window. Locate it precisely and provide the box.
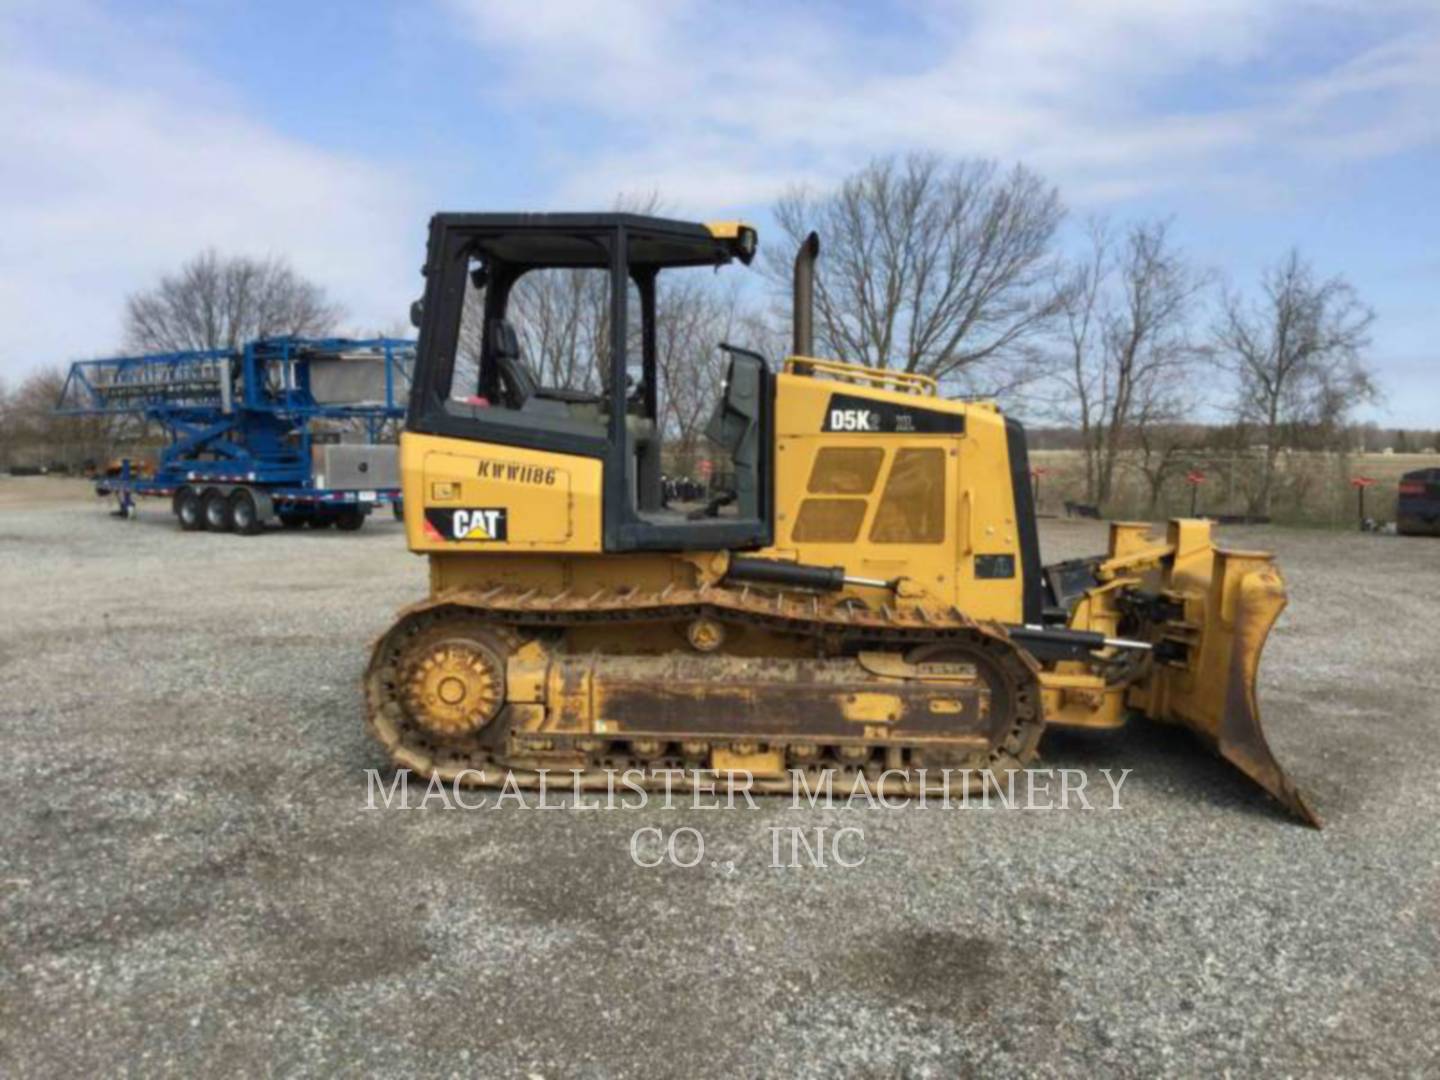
[650,268,748,513]
[450,260,486,403]
[450,264,628,409]
[507,268,615,397]
[870,447,946,543]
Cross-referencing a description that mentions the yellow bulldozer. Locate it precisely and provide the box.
[364,212,1317,826]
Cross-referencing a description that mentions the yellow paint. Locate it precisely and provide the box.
[711,747,785,776]
[1040,670,1128,729]
[844,691,902,723]
[395,348,1283,761]
[400,431,603,553]
[504,640,550,704]
[753,366,1024,621]
[402,365,1023,620]
[702,220,749,239]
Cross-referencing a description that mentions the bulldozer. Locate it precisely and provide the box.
[364,212,1318,826]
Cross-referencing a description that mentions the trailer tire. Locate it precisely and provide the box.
[175,487,204,531]
[335,508,366,532]
[279,512,306,529]
[307,516,335,529]
[230,488,263,535]
[202,488,233,532]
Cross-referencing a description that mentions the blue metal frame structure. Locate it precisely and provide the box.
[57,336,414,513]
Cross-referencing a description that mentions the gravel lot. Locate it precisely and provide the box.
[2,477,1437,1077]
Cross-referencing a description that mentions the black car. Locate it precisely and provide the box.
[1397,468,1440,536]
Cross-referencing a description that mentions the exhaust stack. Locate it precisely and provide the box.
[792,231,820,358]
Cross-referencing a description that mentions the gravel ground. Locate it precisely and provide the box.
[2,477,1437,1077]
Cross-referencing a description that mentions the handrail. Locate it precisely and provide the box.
[783,356,938,397]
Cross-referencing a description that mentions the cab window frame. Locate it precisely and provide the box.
[405,213,773,552]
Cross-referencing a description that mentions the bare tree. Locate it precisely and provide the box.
[9,368,67,460]
[765,153,1064,393]
[507,269,612,393]
[1132,389,1196,515]
[1214,250,1376,515]
[653,276,754,475]
[1052,219,1208,506]
[461,263,755,475]
[455,193,669,400]
[124,249,343,353]
[4,366,112,468]
[1054,219,1111,502]
[456,257,624,399]
[0,375,12,466]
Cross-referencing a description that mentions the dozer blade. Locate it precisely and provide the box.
[1123,529,1320,827]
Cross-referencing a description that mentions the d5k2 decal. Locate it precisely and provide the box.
[423,507,509,542]
[822,392,966,435]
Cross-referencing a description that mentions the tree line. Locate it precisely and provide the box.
[766,155,1381,518]
[2,153,1405,520]
[0,252,346,471]
[460,157,1388,517]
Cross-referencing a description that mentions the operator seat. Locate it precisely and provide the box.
[487,316,661,510]
[490,320,540,410]
[489,319,607,422]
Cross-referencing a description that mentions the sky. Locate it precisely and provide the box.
[2,0,1437,425]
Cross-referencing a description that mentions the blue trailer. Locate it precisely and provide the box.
[56,336,414,534]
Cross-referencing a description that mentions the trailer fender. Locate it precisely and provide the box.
[249,487,276,526]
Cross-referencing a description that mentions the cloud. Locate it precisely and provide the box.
[2,0,1435,408]
[444,0,1440,211]
[0,4,422,379]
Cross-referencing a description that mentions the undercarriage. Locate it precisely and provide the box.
[365,583,1046,793]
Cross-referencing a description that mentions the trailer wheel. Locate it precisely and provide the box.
[202,488,233,532]
[230,488,263,535]
[335,508,366,532]
[307,515,335,529]
[175,487,204,531]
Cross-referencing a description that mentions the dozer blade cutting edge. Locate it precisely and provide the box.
[1101,522,1321,827]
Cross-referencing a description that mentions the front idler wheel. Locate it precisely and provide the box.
[370,614,518,748]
